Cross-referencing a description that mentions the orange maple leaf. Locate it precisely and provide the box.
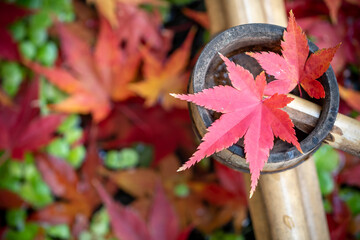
[26,18,139,122]
[88,0,166,28]
[339,85,360,112]
[130,29,195,109]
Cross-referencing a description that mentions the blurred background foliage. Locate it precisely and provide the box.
[0,0,360,239]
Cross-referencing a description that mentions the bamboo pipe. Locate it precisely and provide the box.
[204,0,331,239]
[286,94,360,157]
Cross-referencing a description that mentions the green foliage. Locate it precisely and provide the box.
[6,208,27,229]
[28,28,48,46]
[58,114,81,133]
[0,155,53,208]
[339,188,360,215]
[9,20,27,41]
[209,231,244,240]
[313,145,340,196]
[47,138,70,159]
[46,224,71,239]
[46,115,86,168]
[35,41,58,66]
[39,77,67,114]
[0,61,24,96]
[6,222,39,240]
[90,208,110,236]
[79,208,111,240]
[104,148,139,169]
[174,183,190,197]
[317,170,334,195]
[19,40,36,59]
[64,128,83,144]
[29,11,53,30]
[323,198,332,213]
[67,145,86,168]
[313,145,339,172]
[133,143,153,167]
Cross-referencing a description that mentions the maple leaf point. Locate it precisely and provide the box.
[247,10,340,99]
[171,54,302,196]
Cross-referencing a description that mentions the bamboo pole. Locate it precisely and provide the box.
[286,94,360,157]
[204,0,332,239]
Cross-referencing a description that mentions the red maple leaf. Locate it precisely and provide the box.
[94,181,191,240]
[0,80,64,159]
[26,17,140,122]
[171,54,302,197]
[97,99,195,165]
[0,2,29,61]
[248,10,340,99]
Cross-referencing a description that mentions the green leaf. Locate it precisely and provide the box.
[67,145,86,168]
[16,0,42,8]
[19,40,37,60]
[79,231,92,240]
[9,20,27,41]
[29,11,52,30]
[104,150,120,169]
[47,138,70,159]
[313,145,339,172]
[6,223,39,240]
[0,160,22,192]
[46,224,71,239]
[64,128,83,144]
[323,198,332,213]
[90,208,110,236]
[6,208,27,230]
[20,179,53,208]
[317,169,334,195]
[118,148,139,169]
[133,143,153,167]
[36,41,58,66]
[58,115,81,133]
[339,188,360,215]
[41,78,67,104]
[1,61,24,96]
[209,231,244,240]
[174,183,190,197]
[28,28,48,46]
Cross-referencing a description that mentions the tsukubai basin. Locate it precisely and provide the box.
[188,23,339,173]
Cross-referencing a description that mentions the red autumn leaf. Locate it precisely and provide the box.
[26,17,139,122]
[0,189,25,209]
[148,183,181,240]
[32,153,114,229]
[324,0,342,23]
[130,29,195,109]
[171,54,301,197]
[0,80,64,159]
[36,154,80,200]
[182,8,210,29]
[214,161,247,202]
[95,181,189,240]
[95,180,152,240]
[98,100,195,165]
[0,2,29,61]
[248,10,340,99]
[338,164,360,188]
[327,192,352,240]
[88,0,165,28]
[115,2,173,59]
